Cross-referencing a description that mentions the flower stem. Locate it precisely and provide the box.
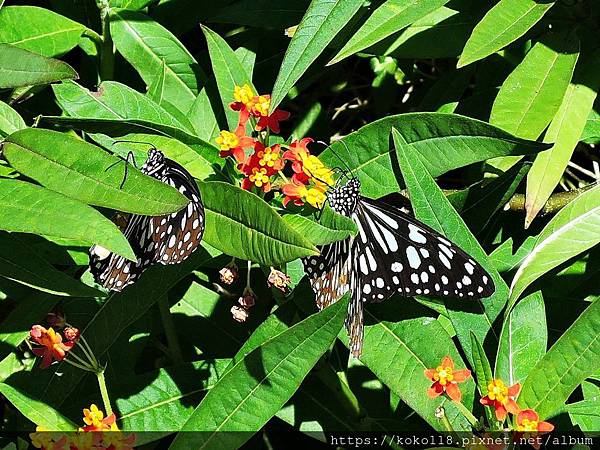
[96,370,113,416]
[99,1,114,80]
[64,357,96,372]
[453,399,480,428]
[157,296,184,364]
[76,335,99,369]
[246,260,252,288]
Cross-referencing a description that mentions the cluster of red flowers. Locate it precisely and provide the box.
[215,84,333,208]
[425,356,554,449]
[30,405,135,450]
[29,324,78,368]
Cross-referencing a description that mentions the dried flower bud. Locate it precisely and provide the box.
[63,326,80,343]
[231,305,249,323]
[238,287,256,309]
[219,264,238,285]
[267,268,291,292]
[45,312,66,329]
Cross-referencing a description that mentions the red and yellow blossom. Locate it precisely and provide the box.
[282,179,328,208]
[215,128,254,163]
[515,409,554,449]
[252,94,290,134]
[283,138,333,186]
[240,142,284,192]
[29,325,75,369]
[424,355,471,402]
[229,84,256,126]
[80,404,119,432]
[480,379,520,421]
[29,426,67,450]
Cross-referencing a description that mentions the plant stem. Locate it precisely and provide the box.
[157,296,184,364]
[452,399,480,428]
[96,370,113,416]
[99,1,114,81]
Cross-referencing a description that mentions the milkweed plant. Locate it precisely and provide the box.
[0,1,598,449]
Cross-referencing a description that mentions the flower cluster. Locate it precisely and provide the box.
[425,356,554,449]
[29,324,76,369]
[216,85,333,208]
[29,405,135,450]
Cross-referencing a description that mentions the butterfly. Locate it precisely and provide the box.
[303,176,495,357]
[89,147,205,292]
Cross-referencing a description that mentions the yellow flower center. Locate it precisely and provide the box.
[305,187,327,208]
[258,148,280,168]
[249,168,269,187]
[518,418,539,432]
[215,130,239,150]
[253,95,270,116]
[433,365,454,385]
[234,84,255,107]
[303,155,334,186]
[487,379,508,403]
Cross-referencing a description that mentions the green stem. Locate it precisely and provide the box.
[65,349,94,370]
[99,2,114,81]
[246,260,252,288]
[96,370,113,416]
[157,296,184,364]
[76,335,99,369]
[452,398,480,428]
[63,357,96,373]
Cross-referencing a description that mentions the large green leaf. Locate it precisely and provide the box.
[269,0,364,112]
[320,113,550,198]
[0,44,77,88]
[0,6,85,57]
[0,383,77,431]
[200,181,317,265]
[393,128,507,362]
[519,300,600,419]
[525,51,600,226]
[495,292,546,387]
[0,100,26,137]
[457,0,556,68]
[169,295,348,450]
[110,9,199,112]
[329,0,450,65]
[202,25,254,130]
[567,399,600,432]
[209,0,310,29]
[0,232,101,297]
[53,80,193,134]
[2,128,188,216]
[490,30,579,140]
[282,206,357,246]
[0,179,135,260]
[188,87,220,142]
[509,184,600,310]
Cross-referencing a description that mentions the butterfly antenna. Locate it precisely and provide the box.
[317,139,354,178]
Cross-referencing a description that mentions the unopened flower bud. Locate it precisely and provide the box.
[63,326,80,343]
[238,287,256,309]
[231,305,249,323]
[267,268,291,292]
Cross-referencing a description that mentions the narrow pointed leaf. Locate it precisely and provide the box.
[2,128,188,215]
[282,206,357,246]
[269,0,364,112]
[470,332,495,424]
[0,100,26,137]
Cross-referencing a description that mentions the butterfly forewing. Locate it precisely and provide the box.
[89,149,205,292]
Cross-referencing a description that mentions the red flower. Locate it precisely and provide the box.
[283,139,333,187]
[229,84,255,128]
[250,94,290,133]
[424,355,471,402]
[215,129,254,163]
[29,325,74,369]
[240,142,284,192]
[282,179,327,208]
[515,409,554,449]
[480,379,520,421]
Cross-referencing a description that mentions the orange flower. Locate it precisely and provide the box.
[283,139,333,187]
[229,84,255,127]
[80,404,118,432]
[29,426,67,450]
[282,179,328,208]
[240,142,283,192]
[424,355,471,402]
[29,325,74,369]
[480,379,520,421]
[215,129,254,163]
[251,94,290,133]
[515,409,554,449]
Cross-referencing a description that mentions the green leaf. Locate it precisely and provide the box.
[490,30,579,140]
[209,0,310,29]
[457,0,556,68]
[470,331,495,424]
[519,300,600,419]
[0,6,85,57]
[495,292,546,386]
[199,181,318,265]
[2,128,188,216]
[525,51,600,226]
[0,100,26,137]
[0,383,77,431]
[509,184,600,309]
[393,128,507,363]
[53,80,193,134]
[110,9,199,112]
[567,399,600,432]
[0,179,135,260]
[110,0,156,9]
[202,25,254,130]
[188,87,220,142]
[0,43,77,88]
[269,0,364,112]
[169,295,348,450]
[0,232,101,297]
[329,0,450,65]
[282,206,357,246]
[320,113,551,198]
[582,108,600,144]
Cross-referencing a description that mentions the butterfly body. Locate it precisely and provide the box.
[89,149,205,291]
[303,177,495,357]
